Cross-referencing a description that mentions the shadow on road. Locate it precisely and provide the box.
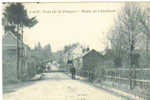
[3,72,69,94]
[78,77,133,100]
[3,72,132,100]
[3,81,37,94]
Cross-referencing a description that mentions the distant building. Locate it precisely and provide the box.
[62,44,104,76]
[66,48,104,77]
[63,44,91,72]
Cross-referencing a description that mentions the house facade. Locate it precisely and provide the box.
[81,49,104,77]
[2,32,35,82]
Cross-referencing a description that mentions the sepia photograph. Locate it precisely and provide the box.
[1,2,150,100]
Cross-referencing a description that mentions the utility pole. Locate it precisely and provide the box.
[20,24,24,80]
[17,25,20,80]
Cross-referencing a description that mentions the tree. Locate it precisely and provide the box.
[108,27,124,67]
[63,43,80,53]
[138,7,150,67]
[42,44,52,60]
[32,43,53,66]
[108,3,147,89]
[109,3,144,68]
[3,3,38,80]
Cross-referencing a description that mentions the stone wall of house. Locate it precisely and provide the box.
[2,49,18,85]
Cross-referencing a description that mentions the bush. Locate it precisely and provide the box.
[113,57,122,68]
[131,53,140,68]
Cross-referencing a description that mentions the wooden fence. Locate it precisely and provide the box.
[104,68,150,100]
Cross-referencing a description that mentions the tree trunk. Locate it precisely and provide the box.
[146,32,150,68]
[17,25,20,80]
[21,24,24,56]
[20,24,24,80]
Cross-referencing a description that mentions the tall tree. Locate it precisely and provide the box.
[43,44,52,60]
[108,3,147,89]
[109,3,143,67]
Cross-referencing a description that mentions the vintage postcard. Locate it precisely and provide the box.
[2,2,150,100]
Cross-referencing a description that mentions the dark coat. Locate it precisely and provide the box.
[70,67,76,74]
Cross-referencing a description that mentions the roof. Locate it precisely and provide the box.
[3,32,29,49]
[83,49,103,58]
[73,49,103,60]
[3,32,22,43]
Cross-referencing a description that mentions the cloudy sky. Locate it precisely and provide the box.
[5,3,125,52]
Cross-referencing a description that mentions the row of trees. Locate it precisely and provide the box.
[108,3,150,68]
[31,42,52,65]
[63,43,90,54]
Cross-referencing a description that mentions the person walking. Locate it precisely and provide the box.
[88,67,95,82]
[70,64,76,80]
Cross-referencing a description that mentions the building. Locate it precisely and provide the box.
[80,49,104,77]
[64,47,104,76]
[2,32,36,82]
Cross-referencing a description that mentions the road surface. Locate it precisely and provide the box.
[3,72,123,100]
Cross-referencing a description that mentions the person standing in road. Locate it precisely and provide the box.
[70,63,76,80]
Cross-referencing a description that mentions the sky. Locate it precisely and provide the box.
[3,2,124,52]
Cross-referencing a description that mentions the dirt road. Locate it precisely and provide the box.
[3,73,123,100]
